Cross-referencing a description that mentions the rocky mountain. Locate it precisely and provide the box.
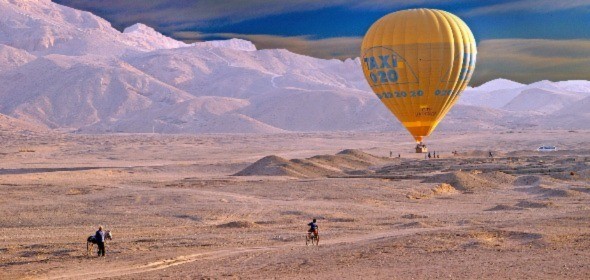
[0,112,47,133]
[459,79,526,109]
[0,0,588,134]
[502,88,585,114]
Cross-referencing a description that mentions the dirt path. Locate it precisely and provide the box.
[45,226,465,280]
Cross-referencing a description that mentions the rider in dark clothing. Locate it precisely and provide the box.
[95,226,106,257]
[308,219,318,236]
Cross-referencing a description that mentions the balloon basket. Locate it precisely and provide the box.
[415,143,428,153]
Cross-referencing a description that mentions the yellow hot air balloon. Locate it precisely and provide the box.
[361,9,476,151]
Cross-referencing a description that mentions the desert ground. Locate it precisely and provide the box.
[0,129,589,279]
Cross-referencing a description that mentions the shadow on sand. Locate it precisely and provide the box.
[0,167,107,175]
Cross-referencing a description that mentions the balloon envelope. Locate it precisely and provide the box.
[361,9,477,142]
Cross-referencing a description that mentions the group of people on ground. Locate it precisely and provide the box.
[389,151,401,158]
[426,151,440,159]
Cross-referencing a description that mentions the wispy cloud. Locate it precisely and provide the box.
[472,39,590,84]
[174,31,363,60]
[467,0,590,16]
[54,0,450,30]
[177,32,590,83]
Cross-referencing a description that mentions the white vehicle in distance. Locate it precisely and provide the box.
[537,145,557,152]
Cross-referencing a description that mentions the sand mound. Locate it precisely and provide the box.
[311,149,387,170]
[466,231,505,247]
[337,149,387,162]
[432,183,458,194]
[478,171,516,185]
[424,171,510,192]
[514,175,542,186]
[337,149,370,156]
[519,185,581,198]
[407,183,458,199]
[516,200,556,209]
[217,221,258,228]
[234,155,340,178]
[234,155,291,176]
[464,230,544,248]
[289,158,343,177]
[235,149,387,178]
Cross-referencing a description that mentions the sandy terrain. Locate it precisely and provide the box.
[0,130,589,279]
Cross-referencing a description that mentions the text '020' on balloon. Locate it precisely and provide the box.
[362,47,418,86]
[360,9,477,143]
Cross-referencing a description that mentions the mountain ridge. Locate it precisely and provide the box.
[0,0,588,134]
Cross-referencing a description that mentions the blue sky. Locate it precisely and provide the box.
[195,2,590,40]
[53,0,590,84]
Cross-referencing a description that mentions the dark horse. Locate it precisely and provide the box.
[87,230,112,256]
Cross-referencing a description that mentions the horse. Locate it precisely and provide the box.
[306,227,319,246]
[87,230,112,256]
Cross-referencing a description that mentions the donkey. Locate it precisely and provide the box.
[87,230,112,256]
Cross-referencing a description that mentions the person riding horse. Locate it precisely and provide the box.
[306,219,319,245]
